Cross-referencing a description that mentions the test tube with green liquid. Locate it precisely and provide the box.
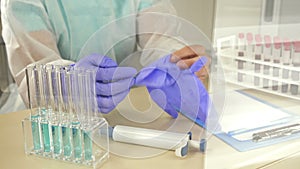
[50,66,64,156]
[26,65,43,152]
[61,68,76,158]
[78,70,95,161]
[39,65,52,154]
[83,70,97,161]
[83,131,93,161]
[71,68,84,160]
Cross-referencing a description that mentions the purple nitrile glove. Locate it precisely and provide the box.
[75,54,137,113]
[135,54,210,123]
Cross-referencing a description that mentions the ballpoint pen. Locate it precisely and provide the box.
[253,123,300,142]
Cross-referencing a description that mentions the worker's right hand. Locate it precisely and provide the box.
[75,54,137,113]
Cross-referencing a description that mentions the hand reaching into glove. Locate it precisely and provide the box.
[75,54,137,113]
[135,54,210,123]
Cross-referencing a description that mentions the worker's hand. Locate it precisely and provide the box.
[171,45,210,83]
[135,54,210,122]
[75,54,137,113]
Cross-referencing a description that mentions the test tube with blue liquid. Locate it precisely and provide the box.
[39,65,52,155]
[82,70,97,162]
[77,69,94,162]
[25,65,43,153]
[60,67,73,159]
[50,65,63,157]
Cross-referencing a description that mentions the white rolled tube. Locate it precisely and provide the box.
[112,125,189,151]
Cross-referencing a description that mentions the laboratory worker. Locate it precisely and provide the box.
[1,0,209,118]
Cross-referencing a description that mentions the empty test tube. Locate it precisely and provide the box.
[282,39,292,93]
[254,34,263,86]
[263,35,272,88]
[272,37,282,91]
[291,41,300,95]
[237,33,246,82]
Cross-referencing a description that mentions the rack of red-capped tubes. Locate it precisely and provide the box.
[217,33,300,100]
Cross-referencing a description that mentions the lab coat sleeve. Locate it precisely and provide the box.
[136,0,186,66]
[1,0,74,107]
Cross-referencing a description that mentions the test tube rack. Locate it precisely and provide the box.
[216,35,300,100]
[22,64,109,168]
[22,114,109,168]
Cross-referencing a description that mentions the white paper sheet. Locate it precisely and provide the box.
[219,91,293,140]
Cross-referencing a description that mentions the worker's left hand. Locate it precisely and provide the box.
[135,54,210,122]
[75,54,137,113]
[171,45,210,83]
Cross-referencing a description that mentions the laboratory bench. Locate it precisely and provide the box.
[1,87,300,169]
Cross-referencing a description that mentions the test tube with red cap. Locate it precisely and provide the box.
[246,33,254,72]
[291,41,300,95]
[237,33,246,82]
[272,36,282,91]
[254,34,263,86]
[263,35,272,88]
[246,33,254,57]
[281,39,292,93]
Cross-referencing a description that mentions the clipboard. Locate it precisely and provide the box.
[183,90,300,152]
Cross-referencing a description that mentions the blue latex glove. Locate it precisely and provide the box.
[135,54,209,123]
[75,54,137,113]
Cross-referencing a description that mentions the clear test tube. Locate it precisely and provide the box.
[254,34,263,86]
[60,66,74,159]
[71,68,84,161]
[83,69,98,161]
[246,33,254,72]
[237,33,246,82]
[25,65,43,152]
[40,65,55,155]
[78,69,92,161]
[263,35,272,88]
[272,36,282,91]
[86,69,99,122]
[291,41,300,95]
[50,65,64,157]
[282,39,292,93]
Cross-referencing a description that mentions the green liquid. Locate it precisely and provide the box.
[41,123,51,152]
[83,131,93,161]
[31,116,41,151]
[62,126,72,157]
[72,127,82,159]
[52,125,62,155]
